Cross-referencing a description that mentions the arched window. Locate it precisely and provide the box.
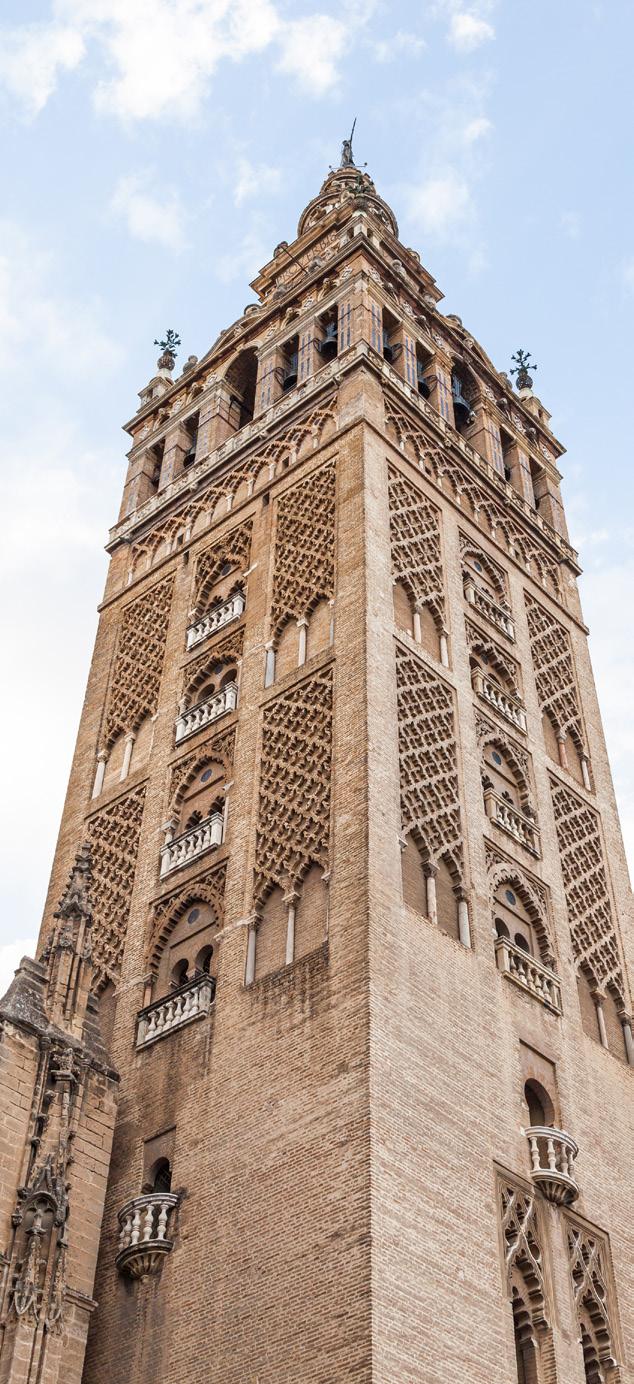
[451,368,475,433]
[171,958,189,989]
[155,899,220,999]
[178,761,225,837]
[144,1158,172,1195]
[195,944,214,976]
[483,744,523,809]
[225,348,257,429]
[512,1290,539,1384]
[523,1079,555,1129]
[492,884,541,959]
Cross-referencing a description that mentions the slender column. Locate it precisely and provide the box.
[581,755,592,792]
[425,867,438,925]
[92,750,107,798]
[412,606,422,644]
[222,783,232,842]
[297,617,309,667]
[458,896,471,949]
[439,628,449,668]
[595,996,608,1049]
[264,641,275,687]
[120,731,136,782]
[284,892,298,966]
[620,1016,634,1067]
[557,731,568,770]
[328,599,335,646]
[245,921,257,986]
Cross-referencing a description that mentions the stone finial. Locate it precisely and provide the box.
[510,349,537,394]
[54,841,93,930]
[153,328,181,374]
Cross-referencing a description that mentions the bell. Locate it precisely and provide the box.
[382,329,394,364]
[282,352,298,392]
[319,322,338,361]
[183,432,198,468]
[451,374,473,427]
[416,365,431,399]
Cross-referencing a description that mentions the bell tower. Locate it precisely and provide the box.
[2,138,633,1383]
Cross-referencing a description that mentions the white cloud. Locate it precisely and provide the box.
[371,29,426,61]
[0,23,84,118]
[216,225,269,282]
[111,173,188,250]
[0,941,37,999]
[276,15,347,95]
[405,170,473,237]
[463,114,492,143]
[622,258,634,294]
[449,11,495,50]
[233,158,281,208]
[0,0,362,121]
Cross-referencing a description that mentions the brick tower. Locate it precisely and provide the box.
[1,141,632,1383]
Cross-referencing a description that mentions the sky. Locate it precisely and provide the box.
[1,0,633,993]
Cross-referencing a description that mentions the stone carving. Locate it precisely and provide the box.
[191,519,252,619]
[104,577,174,748]
[459,532,509,605]
[498,1177,548,1331]
[566,1221,620,1379]
[387,466,445,629]
[475,712,532,801]
[385,396,563,597]
[396,645,464,884]
[486,842,554,964]
[525,595,585,750]
[129,392,338,577]
[270,460,336,642]
[148,860,227,971]
[254,668,332,901]
[181,628,243,708]
[88,787,146,988]
[167,728,236,819]
[465,619,519,690]
[550,778,625,1001]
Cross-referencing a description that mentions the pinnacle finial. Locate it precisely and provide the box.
[510,348,537,392]
[340,118,357,167]
[54,843,93,927]
[154,328,181,373]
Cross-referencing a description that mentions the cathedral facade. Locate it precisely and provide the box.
[0,152,632,1383]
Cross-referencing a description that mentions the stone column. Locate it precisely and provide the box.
[92,750,107,798]
[458,897,471,949]
[120,731,136,782]
[264,642,275,687]
[425,867,438,926]
[297,617,309,667]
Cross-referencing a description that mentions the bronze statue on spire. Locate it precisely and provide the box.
[341,118,357,167]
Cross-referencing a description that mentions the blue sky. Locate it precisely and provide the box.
[1,0,633,989]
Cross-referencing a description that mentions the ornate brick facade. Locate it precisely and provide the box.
[1,153,632,1384]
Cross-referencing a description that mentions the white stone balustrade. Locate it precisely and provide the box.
[115,1193,179,1278]
[175,681,238,744]
[472,668,527,731]
[484,788,540,856]
[160,812,224,877]
[464,579,515,640]
[137,974,216,1047]
[525,1126,579,1205]
[186,592,245,650]
[495,937,562,1013]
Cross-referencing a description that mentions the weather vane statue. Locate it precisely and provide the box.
[154,328,182,372]
[341,118,357,168]
[510,348,537,392]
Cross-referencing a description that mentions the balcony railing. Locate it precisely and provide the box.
[175,681,238,744]
[116,1193,179,1278]
[495,937,562,1013]
[137,974,216,1047]
[160,812,224,877]
[484,788,540,856]
[525,1126,579,1205]
[464,579,515,640]
[472,669,527,732]
[186,592,245,651]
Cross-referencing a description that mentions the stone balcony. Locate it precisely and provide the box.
[175,681,238,744]
[464,578,515,640]
[186,592,245,651]
[525,1126,579,1205]
[137,974,216,1047]
[484,788,540,856]
[115,1193,179,1278]
[160,812,224,878]
[495,936,562,1013]
[472,668,527,732]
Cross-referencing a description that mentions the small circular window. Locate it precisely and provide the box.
[187,908,201,926]
[200,769,213,784]
[474,561,483,572]
[492,751,502,766]
[505,889,516,907]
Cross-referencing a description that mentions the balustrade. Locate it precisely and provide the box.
[175,681,237,744]
[160,812,224,877]
[186,592,245,650]
[484,788,540,855]
[495,936,561,1013]
[472,668,526,731]
[464,579,515,640]
[137,974,216,1046]
[116,1192,179,1278]
[525,1126,579,1205]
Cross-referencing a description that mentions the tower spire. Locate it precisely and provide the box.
[340,118,357,167]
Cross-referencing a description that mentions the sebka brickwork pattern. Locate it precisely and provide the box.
[566,1220,621,1381]
[191,520,252,618]
[395,644,464,884]
[87,786,146,987]
[525,595,585,749]
[103,577,174,748]
[550,778,625,1001]
[387,466,445,629]
[147,860,227,972]
[270,460,336,643]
